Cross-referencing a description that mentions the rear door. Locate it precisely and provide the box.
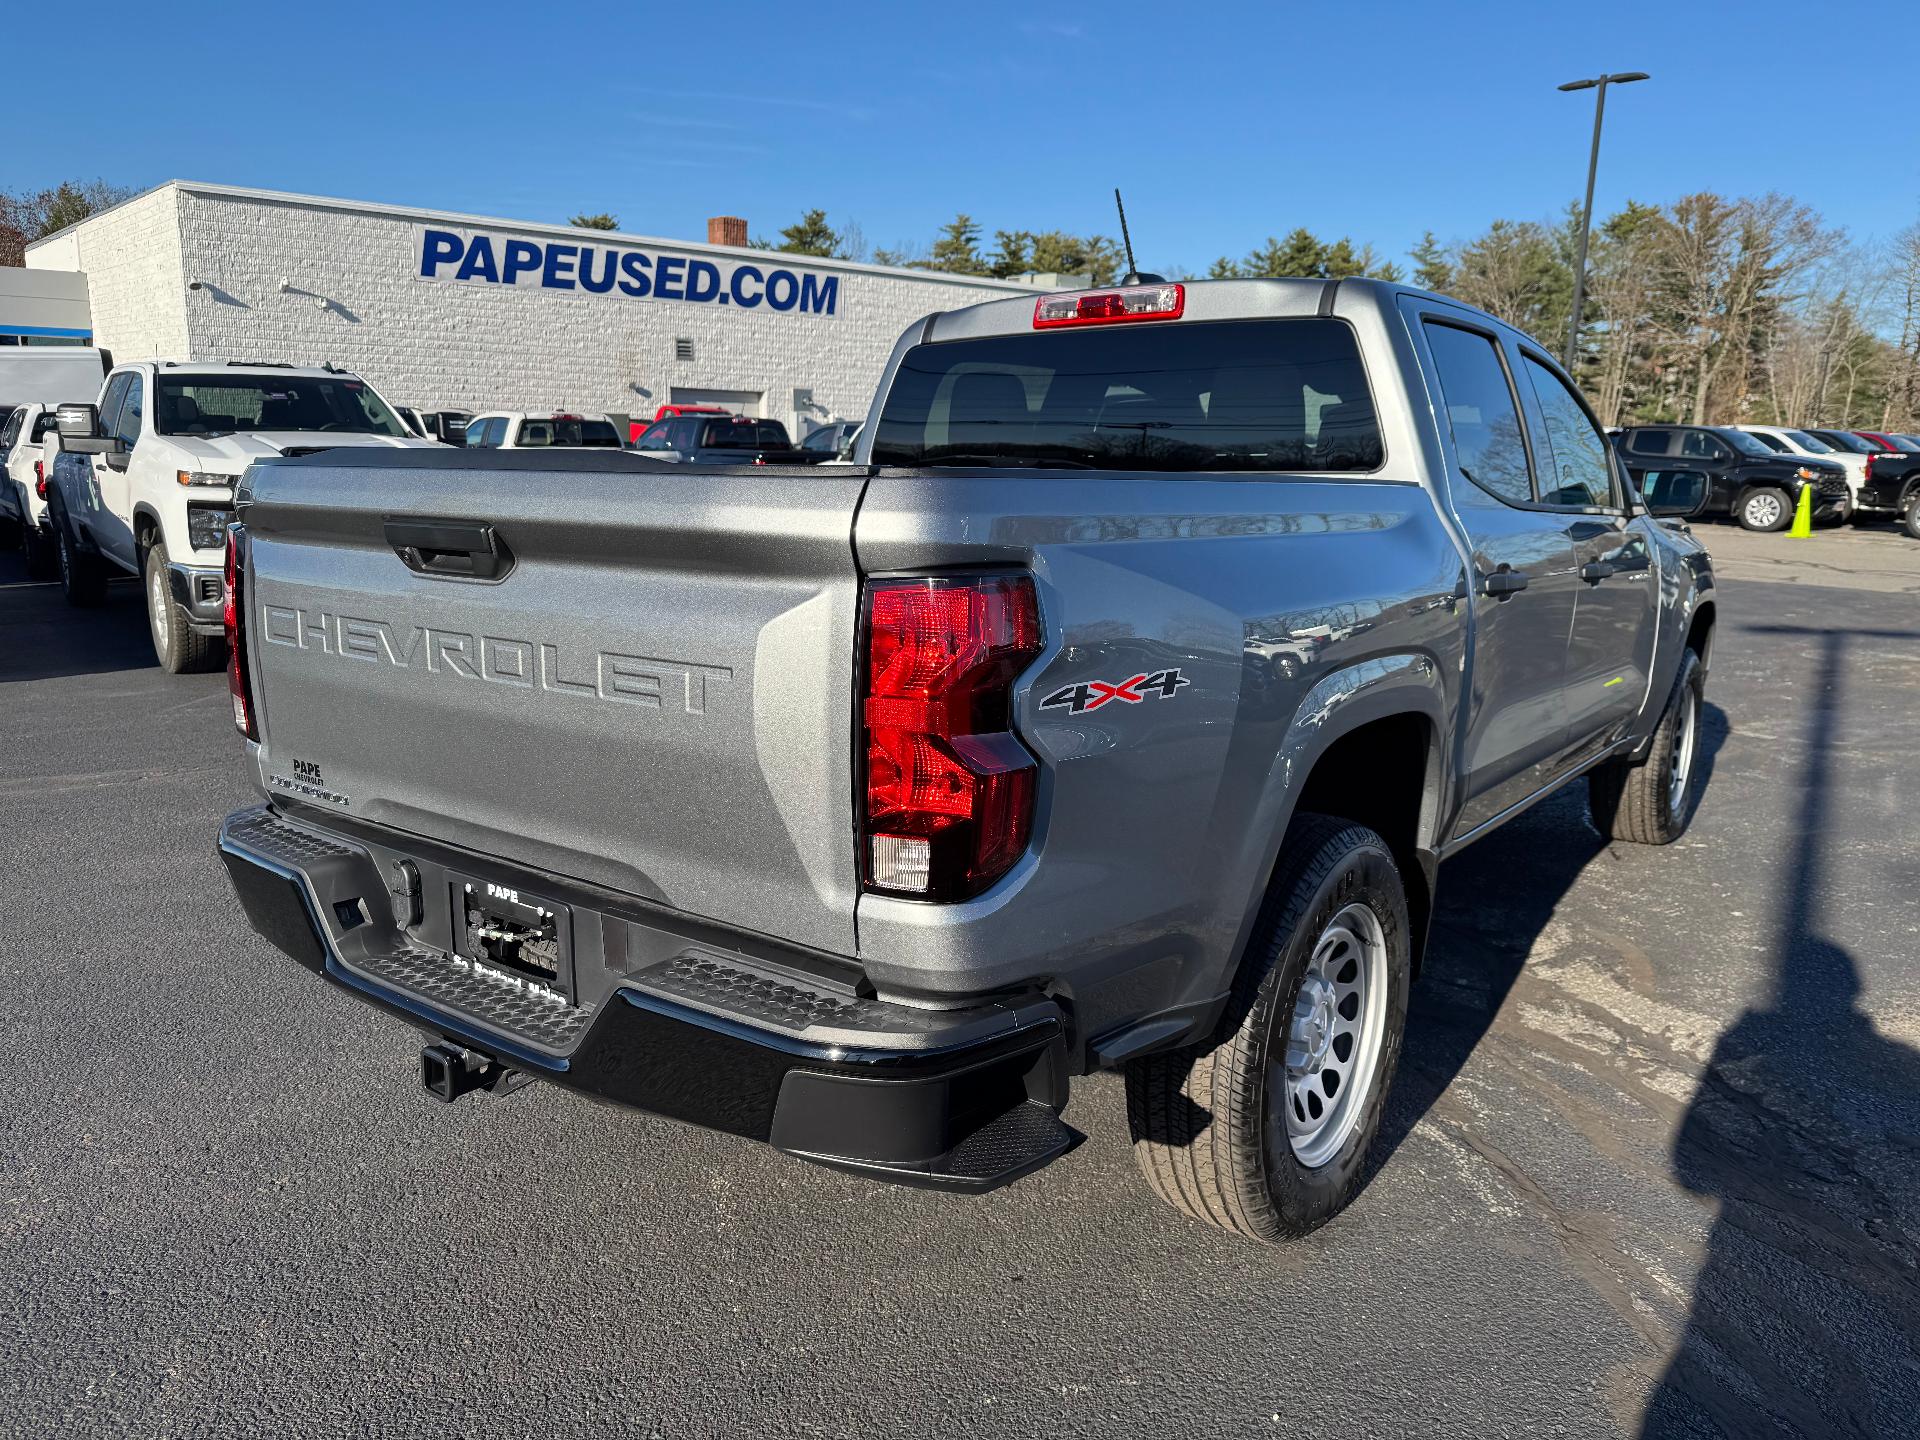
[1515,349,1656,752]
[1411,311,1580,837]
[243,454,870,955]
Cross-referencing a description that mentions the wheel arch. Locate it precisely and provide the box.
[1231,656,1450,987]
[132,503,165,560]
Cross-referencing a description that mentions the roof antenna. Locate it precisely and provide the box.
[1114,188,1165,286]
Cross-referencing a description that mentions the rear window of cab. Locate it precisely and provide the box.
[869,317,1383,473]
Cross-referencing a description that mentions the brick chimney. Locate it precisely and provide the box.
[707,216,748,249]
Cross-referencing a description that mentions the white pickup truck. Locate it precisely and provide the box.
[47,361,439,671]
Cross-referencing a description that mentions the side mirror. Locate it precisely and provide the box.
[1642,469,1708,517]
[55,402,101,439]
[56,402,115,455]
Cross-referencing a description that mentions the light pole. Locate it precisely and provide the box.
[1559,71,1648,373]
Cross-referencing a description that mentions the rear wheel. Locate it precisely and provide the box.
[1738,487,1790,532]
[55,514,107,607]
[145,539,217,674]
[1125,814,1410,1242]
[1588,647,1705,844]
[1902,493,1920,542]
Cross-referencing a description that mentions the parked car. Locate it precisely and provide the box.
[799,420,862,458]
[0,402,66,578]
[629,403,731,444]
[46,360,438,671]
[462,412,623,449]
[0,350,111,575]
[632,412,824,464]
[1730,424,1867,511]
[1614,423,1850,529]
[216,276,1716,1244]
[1801,428,1920,533]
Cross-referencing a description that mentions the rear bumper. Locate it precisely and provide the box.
[218,804,1077,1191]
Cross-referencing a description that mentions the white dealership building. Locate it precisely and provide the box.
[23,181,1038,437]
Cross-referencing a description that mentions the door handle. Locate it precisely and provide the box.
[1480,569,1530,597]
[384,518,514,581]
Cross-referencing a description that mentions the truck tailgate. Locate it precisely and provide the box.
[240,452,866,956]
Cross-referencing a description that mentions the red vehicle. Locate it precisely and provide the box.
[631,404,730,444]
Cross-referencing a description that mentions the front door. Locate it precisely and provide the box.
[1413,312,1580,838]
[86,371,138,569]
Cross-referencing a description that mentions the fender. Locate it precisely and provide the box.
[1222,652,1451,989]
[1626,548,1713,761]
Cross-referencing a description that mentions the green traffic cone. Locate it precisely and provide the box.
[1789,482,1814,538]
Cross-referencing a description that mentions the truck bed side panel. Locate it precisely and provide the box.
[852,471,1466,1033]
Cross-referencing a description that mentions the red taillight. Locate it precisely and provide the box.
[224,525,257,740]
[1866,453,1877,483]
[861,575,1043,900]
[33,460,46,498]
[1034,282,1184,329]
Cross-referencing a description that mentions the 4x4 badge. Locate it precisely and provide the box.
[1040,668,1189,715]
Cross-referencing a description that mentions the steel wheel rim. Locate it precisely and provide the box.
[1748,494,1782,528]
[1271,901,1389,1170]
[149,564,169,650]
[1669,684,1698,821]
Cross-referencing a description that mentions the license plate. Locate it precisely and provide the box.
[450,871,575,1002]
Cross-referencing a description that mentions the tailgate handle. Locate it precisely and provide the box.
[384,519,514,582]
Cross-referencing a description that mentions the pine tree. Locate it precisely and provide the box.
[919,215,992,276]
[990,229,1034,278]
[1411,230,1451,292]
[770,208,840,258]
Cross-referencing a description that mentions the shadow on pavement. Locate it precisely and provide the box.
[1641,632,1920,1438]
[0,548,156,683]
[1375,701,1730,1179]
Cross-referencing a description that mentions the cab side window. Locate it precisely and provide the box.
[1519,356,1615,508]
[1628,429,1671,456]
[636,423,671,451]
[113,374,146,448]
[1422,321,1533,506]
[1679,430,1725,461]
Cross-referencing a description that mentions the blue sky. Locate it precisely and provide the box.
[14,0,1918,271]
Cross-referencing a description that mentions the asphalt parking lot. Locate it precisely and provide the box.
[3,519,1917,1439]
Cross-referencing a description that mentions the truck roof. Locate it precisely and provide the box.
[918,276,1464,344]
[151,360,360,377]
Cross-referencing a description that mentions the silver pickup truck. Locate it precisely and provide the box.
[216,277,1715,1243]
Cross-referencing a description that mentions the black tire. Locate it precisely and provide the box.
[1902,493,1920,542]
[1737,487,1791,532]
[144,539,218,674]
[1588,647,1705,845]
[22,521,56,581]
[0,510,18,551]
[1125,814,1411,1242]
[54,512,108,607]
